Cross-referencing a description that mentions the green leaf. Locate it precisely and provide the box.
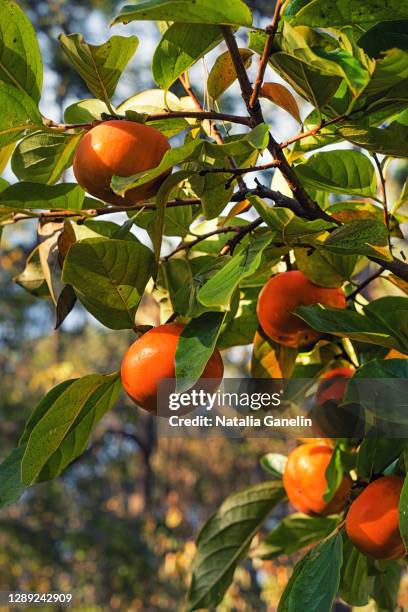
[254,513,339,560]
[260,453,288,478]
[324,219,390,259]
[153,23,223,90]
[323,445,345,503]
[198,233,272,309]
[37,374,122,481]
[339,537,372,606]
[279,23,372,96]
[111,124,269,196]
[21,373,121,485]
[249,31,340,109]
[0,0,43,102]
[358,20,408,58]
[64,99,112,123]
[286,0,408,27]
[339,122,408,157]
[11,131,82,184]
[278,534,343,612]
[0,447,26,511]
[0,82,42,147]
[295,150,377,197]
[400,472,408,550]
[112,0,253,27]
[20,380,76,445]
[175,310,225,392]
[187,481,285,611]
[296,304,399,348]
[356,438,407,481]
[0,182,85,211]
[13,246,50,298]
[62,237,154,329]
[364,49,408,97]
[59,33,139,105]
[152,169,193,263]
[295,247,357,288]
[372,560,402,611]
[207,48,253,99]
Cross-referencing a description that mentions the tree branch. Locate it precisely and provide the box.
[220,218,263,255]
[249,0,285,109]
[165,226,240,259]
[198,159,280,178]
[4,199,201,225]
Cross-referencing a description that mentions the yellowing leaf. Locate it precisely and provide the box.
[0,143,15,175]
[260,82,301,124]
[221,199,251,225]
[207,48,253,100]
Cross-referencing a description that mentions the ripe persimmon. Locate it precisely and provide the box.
[257,271,346,348]
[313,367,363,438]
[73,120,170,206]
[385,349,408,359]
[346,476,406,560]
[316,367,355,406]
[283,442,351,516]
[121,322,224,414]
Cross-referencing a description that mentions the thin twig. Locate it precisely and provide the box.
[347,267,386,301]
[199,159,280,178]
[279,114,348,149]
[4,199,201,225]
[220,218,263,255]
[165,226,240,259]
[249,0,284,110]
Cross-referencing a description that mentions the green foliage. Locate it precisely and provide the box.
[187,482,285,611]
[175,310,225,391]
[1,0,408,609]
[21,373,121,485]
[59,34,139,108]
[153,24,223,89]
[0,0,43,102]
[278,534,343,612]
[62,237,154,329]
[112,0,253,27]
[11,132,82,184]
[255,513,339,560]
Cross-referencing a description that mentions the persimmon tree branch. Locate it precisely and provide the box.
[165,226,241,259]
[198,159,281,178]
[220,218,263,255]
[221,25,333,224]
[249,0,285,109]
[178,73,247,190]
[3,199,201,224]
[42,110,251,132]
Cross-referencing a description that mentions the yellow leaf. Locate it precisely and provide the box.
[260,82,301,124]
[220,199,251,226]
[207,48,253,100]
[0,142,15,175]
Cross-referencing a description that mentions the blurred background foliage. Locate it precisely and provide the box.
[1,1,408,611]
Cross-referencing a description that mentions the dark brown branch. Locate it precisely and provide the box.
[220,218,263,255]
[279,114,348,149]
[347,266,386,301]
[4,199,201,224]
[221,25,332,223]
[199,159,280,178]
[165,226,240,259]
[249,0,284,109]
[42,110,251,133]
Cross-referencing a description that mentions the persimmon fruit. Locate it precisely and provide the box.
[257,270,346,348]
[283,442,351,516]
[121,322,224,414]
[313,367,363,438]
[346,476,406,560]
[73,120,171,206]
[316,367,355,406]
